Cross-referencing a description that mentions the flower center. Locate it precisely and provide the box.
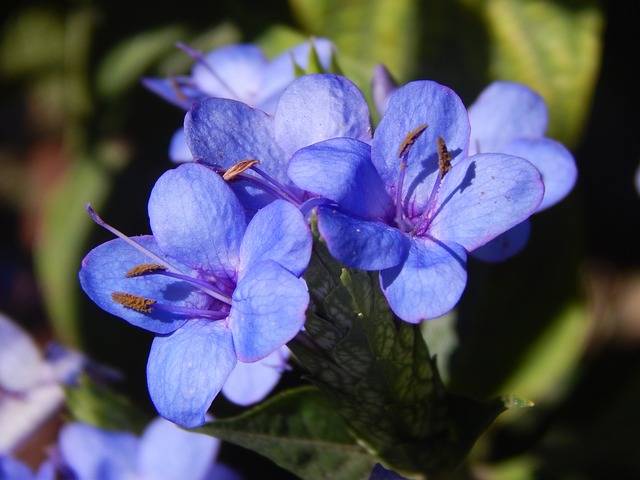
[394,123,428,232]
[87,204,234,319]
[394,126,452,237]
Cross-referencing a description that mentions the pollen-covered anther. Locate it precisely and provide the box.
[398,123,428,159]
[437,136,452,178]
[111,292,156,313]
[222,159,260,181]
[125,264,167,278]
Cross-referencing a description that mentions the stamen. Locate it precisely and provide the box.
[87,204,233,305]
[111,292,228,320]
[112,292,156,313]
[398,123,428,159]
[413,136,453,235]
[176,42,240,100]
[395,124,428,231]
[126,264,167,278]
[218,162,302,206]
[222,159,260,181]
[437,137,452,178]
[86,204,180,274]
[250,165,303,206]
[146,268,233,305]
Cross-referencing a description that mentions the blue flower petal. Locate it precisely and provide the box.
[470,220,531,262]
[138,417,220,480]
[230,260,308,362]
[468,81,548,154]
[168,127,192,163]
[79,236,200,335]
[191,44,267,102]
[428,153,544,252]
[274,74,372,159]
[34,460,55,480]
[59,423,139,480]
[147,319,237,428]
[239,200,311,277]
[380,238,468,322]
[185,98,283,171]
[185,98,293,210]
[317,206,410,270]
[148,163,245,278]
[288,138,394,219]
[504,138,577,211]
[0,312,45,391]
[372,80,470,196]
[222,347,289,406]
[0,455,36,480]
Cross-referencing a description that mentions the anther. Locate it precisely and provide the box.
[112,292,156,313]
[398,123,428,159]
[126,264,167,278]
[437,137,452,178]
[395,124,428,231]
[222,159,260,181]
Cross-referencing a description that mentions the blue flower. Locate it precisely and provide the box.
[372,72,577,262]
[57,417,241,480]
[288,80,545,322]
[184,73,372,213]
[79,163,311,427]
[0,312,84,453]
[467,81,578,261]
[143,39,337,162]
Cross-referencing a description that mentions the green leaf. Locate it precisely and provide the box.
[196,387,375,480]
[500,303,588,402]
[291,240,518,477]
[65,375,151,433]
[288,0,419,91]
[33,156,116,347]
[96,25,187,98]
[477,0,604,147]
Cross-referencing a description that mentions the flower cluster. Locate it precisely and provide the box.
[79,40,574,428]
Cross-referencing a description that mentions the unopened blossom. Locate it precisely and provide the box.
[288,80,544,322]
[79,163,311,427]
[143,39,336,162]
